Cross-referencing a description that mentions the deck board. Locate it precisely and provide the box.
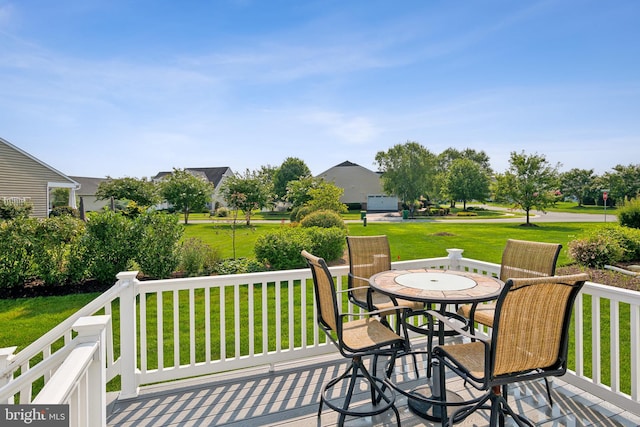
[107,351,640,427]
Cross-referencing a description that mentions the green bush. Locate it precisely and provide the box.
[305,226,346,261]
[134,212,184,279]
[618,197,640,229]
[254,226,346,270]
[566,224,640,268]
[300,209,346,229]
[81,210,138,284]
[215,207,229,217]
[0,218,37,289]
[49,206,79,218]
[214,258,266,275]
[31,216,86,286]
[254,226,313,270]
[0,201,32,220]
[179,238,221,277]
[289,206,313,223]
[456,211,477,217]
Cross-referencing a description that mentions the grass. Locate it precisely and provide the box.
[0,220,626,394]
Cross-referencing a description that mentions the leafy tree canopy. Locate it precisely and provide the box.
[96,177,159,207]
[159,169,213,224]
[273,157,311,200]
[493,151,560,225]
[375,141,437,207]
[221,169,273,225]
[444,158,490,210]
[560,168,596,207]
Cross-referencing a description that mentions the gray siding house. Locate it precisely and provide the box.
[316,160,398,211]
[0,137,79,218]
[69,176,110,213]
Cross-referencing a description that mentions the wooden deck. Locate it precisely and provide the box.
[107,347,640,427]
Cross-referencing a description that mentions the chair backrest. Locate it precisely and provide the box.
[499,239,562,282]
[301,250,339,333]
[346,235,391,303]
[490,273,589,380]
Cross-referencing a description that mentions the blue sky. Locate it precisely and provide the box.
[1,0,639,179]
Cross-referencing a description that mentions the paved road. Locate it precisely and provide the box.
[364,205,616,224]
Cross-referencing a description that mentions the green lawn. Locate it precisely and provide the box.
[1,220,622,394]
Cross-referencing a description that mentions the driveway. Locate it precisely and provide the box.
[364,205,616,224]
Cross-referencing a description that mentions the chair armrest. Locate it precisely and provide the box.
[340,306,411,319]
[425,310,489,344]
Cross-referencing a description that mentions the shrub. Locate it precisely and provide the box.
[134,212,184,279]
[567,225,638,268]
[215,207,229,217]
[179,238,221,277]
[290,206,313,223]
[81,210,138,284]
[214,258,266,275]
[254,227,313,270]
[31,216,86,285]
[254,226,346,270]
[0,201,32,220]
[300,209,346,229]
[305,226,346,261]
[49,206,79,218]
[618,197,640,229]
[456,211,477,217]
[0,218,36,289]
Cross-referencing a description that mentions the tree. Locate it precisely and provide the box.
[273,157,311,201]
[494,151,560,226]
[436,148,492,207]
[560,168,596,207]
[375,141,437,212]
[96,177,159,207]
[305,181,348,214]
[604,164,640,204]
[444,158,490,210]
[50,187,71,208]
[159,168,213,224]
[221,169,273,226]
[285,176,321,209]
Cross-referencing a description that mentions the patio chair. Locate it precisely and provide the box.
[302,249,406,426]
[346,235,424,333]
[430,273,589,426]
[457,239,562,329]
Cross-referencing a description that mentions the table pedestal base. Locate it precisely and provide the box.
[407,385,464,422]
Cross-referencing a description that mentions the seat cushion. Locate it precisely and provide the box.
[342,317,403,352]
[457,302,496,327]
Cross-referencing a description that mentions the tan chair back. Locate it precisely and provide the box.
[346,235,392,303]
[301,250,339,333]
[491,273,588,377]
[499,239,562,282]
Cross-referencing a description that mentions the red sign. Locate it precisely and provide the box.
[603,192,608,200]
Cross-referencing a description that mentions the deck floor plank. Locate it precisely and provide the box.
[107,351,640,427]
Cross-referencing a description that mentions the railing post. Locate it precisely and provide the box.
[117,271,140,400]
[0,346,17,403]
[446,248,464,270]
[73,315,110,427]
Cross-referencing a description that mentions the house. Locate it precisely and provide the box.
[68,176,110,213]
[0,137,79,218]
[152,167,234,211]
[316,160,398,211]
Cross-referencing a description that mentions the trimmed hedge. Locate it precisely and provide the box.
[254,225,346,270]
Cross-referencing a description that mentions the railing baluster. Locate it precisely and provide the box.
[248,283,255,357]
[234,284,240,359]
[610,299,620,393]
[173,290,179,367]
[592,295,602,383]
[157,291,164,371]
[189,288,196,366]
[220,286,226,360]
[140,290,147,374]
[205,287,211,363]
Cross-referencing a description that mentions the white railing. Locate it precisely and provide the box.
[1,197,31,206]
[0,316,109,427]
[1,249,640,417]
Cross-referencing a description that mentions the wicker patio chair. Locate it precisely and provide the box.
[347,235,424,331]
[302,249,407,426]
[457,239,562,328]
[429,273,589,426]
